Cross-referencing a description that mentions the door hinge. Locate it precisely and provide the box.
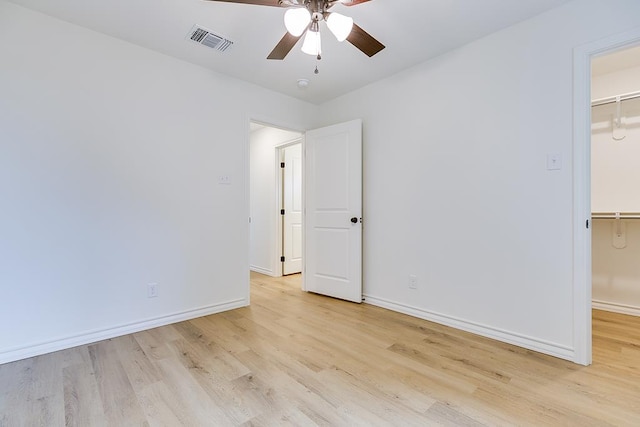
[281,209,285,215]
[280,256,285,262]
[280,162,285,168]
[586,219,590,229]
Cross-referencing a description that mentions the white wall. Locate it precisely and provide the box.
[592,61,640,315]
[0,1,317,364]
[6,0,640,366]
[249,126,302,276]
[318,0,640,362]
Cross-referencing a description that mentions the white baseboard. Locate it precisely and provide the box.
[363,294,575,362]
[0,298,247,365]
[250,266,280,277]
[593,300,640,317]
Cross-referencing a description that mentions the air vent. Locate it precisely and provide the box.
[188,25,233,52]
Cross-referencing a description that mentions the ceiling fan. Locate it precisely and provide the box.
[204,0,385,61]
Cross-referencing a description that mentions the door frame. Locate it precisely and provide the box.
[572,27,640,366]
[276,139,303,277]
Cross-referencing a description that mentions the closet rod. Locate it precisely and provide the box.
[592,212,640,220]
[591,90,640,107]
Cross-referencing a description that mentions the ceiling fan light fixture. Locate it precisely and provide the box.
[326,12,353,42]
[301,28,322,56]
[284,8,311,37]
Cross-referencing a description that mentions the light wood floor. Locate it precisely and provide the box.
[2,273,640,426]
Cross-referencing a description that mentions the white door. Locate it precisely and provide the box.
[304,119,362,303]
[283,143,302,275]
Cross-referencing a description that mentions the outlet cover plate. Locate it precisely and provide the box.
[408,275,417,289]
[148,283,158,298]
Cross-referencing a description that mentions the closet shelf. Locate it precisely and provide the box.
[592,212,640,220]
[592,90,640,107]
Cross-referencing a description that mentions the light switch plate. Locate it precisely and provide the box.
[546,153,562,170]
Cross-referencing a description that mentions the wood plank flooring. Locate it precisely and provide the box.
[2,272,640,426]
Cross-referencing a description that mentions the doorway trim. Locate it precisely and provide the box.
[572,27,640,366]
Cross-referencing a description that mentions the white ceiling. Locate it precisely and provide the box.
[8,0,571,104]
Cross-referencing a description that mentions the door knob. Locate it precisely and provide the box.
[351,217,358,224]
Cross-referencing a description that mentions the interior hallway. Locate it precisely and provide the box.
[1,272,639,425]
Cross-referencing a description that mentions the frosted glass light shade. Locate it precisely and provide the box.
[326,12,353,42]
[301,29,321,56]
[284,8,311,37]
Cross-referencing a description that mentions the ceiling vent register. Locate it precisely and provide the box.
[188,25,233,52]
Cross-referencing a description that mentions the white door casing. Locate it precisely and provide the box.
[304,119,363,303]
[283,143,302,275]
[573,27,640,365]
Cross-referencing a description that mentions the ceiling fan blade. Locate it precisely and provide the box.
[347,23,385,57]
[203,0,284,6]
[339,0,372,6]
[267,32,303,60]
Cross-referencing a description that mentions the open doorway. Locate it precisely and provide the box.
[248,118,364,304]
[591,45,640,318]
[249,121,303,277]
[573,29,640,366]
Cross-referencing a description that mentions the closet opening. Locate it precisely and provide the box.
[590,44,640,356]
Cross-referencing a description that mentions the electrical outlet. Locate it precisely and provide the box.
[408,275,417,289]
[218,175,232,185]
[147,283,158,298]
